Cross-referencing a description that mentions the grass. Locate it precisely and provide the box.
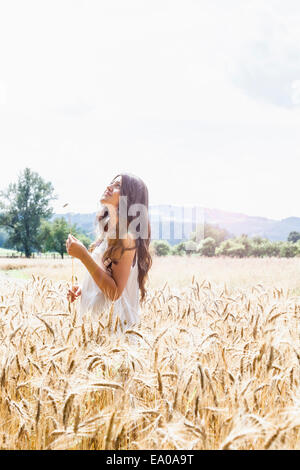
[2,255,300,292]
[0,255,300,449]
[4,269,31,280]
[0,247,22,257]
[0,247,71,259]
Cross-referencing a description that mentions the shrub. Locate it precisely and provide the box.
[152,240,171,256]
[197,237,216,257]
[279,242,299,258]
[216,239,247,258]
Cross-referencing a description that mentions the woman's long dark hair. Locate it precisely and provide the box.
[89,172,152,304]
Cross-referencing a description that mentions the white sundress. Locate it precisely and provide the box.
[79,236,141,330]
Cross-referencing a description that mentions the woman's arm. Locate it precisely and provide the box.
[81,252,119,301]
[66,234,136,302]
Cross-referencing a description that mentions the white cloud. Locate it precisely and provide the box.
[225,0,300,108]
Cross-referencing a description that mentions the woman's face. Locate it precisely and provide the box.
[100,175,122,208]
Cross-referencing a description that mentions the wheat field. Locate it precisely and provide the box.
[1,256,300,450]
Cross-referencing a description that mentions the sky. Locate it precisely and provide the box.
[0,0,300,220]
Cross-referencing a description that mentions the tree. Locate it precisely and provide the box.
[37,220,53,253]
[184,240,198,255]
[171,242,186,256]
[258,240,281,257]
[288,231,300,243]
[0,168,56,257]
[77,232,93,250]
[190,222,230,246]
[50,218,74,258]
[216,239,247,258]
[197,237,216,256]
[152,240,171,256]
[0,228,8,248]
[38,217,92,258]
[248,236,267,257]
[279,241,299,258]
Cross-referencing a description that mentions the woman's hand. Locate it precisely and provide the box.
[67,285,82,303]
[66,234,87,260]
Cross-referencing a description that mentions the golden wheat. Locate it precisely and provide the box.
[0,257,300,449]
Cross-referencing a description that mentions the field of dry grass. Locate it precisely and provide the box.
[1,256,300,449]
[2,255,300,292]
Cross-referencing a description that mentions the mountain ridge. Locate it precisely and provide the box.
[53,205,299,244]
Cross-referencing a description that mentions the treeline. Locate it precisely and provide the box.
[0,168,91,258]
[152,227,300,258]
[2,168,300,259]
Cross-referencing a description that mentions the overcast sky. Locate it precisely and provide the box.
[1,0,300,220]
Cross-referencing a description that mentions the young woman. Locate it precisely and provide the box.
[66,172,152,330]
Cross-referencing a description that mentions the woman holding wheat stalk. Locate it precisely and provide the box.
[66,173,152,331]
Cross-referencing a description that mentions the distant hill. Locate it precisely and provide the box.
[52,206,300,244]
[53,212,97,237]
[1,205,298,249]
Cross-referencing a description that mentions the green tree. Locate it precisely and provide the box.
[279,241,299,258]
[77,232,92,249]
[216,239,247,258]
[246,237,281,257]
[248,236,266,257]
[190,222,230,246]
[37,220,53,253]
[197,237,216,256]
[38,217,92,258]
[171,242,186,256]
[234,234,252,257]
[288,231,300,243]
[0,168,56,257]
[183,240,198,255]
[295,240,300,255]
[152,240,171,256]
[259,240,281,257]
[0,228,8,248]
